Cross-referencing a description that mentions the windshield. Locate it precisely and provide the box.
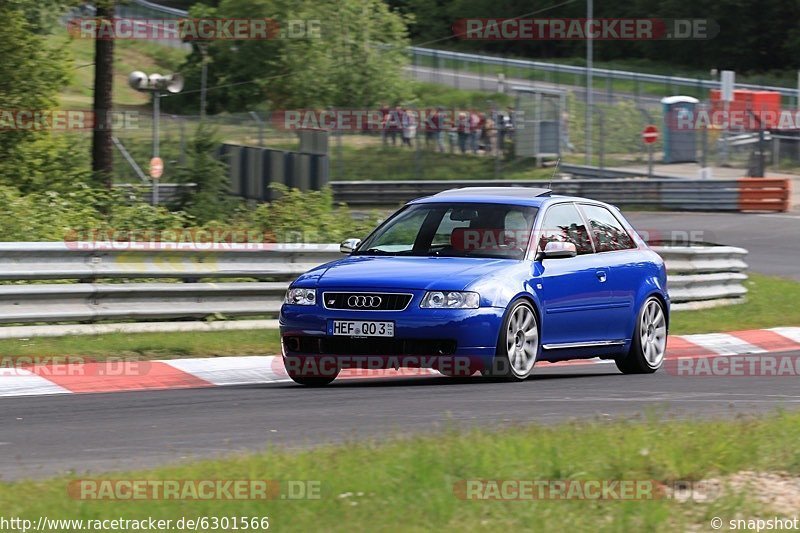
[355,203,538,259]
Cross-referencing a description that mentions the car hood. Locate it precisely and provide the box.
[299,255,519,291]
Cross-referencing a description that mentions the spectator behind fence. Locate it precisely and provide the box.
[435,107,448,152]
[382,105,402,146]
[484,116,497,156]
[469,111,481,154]
[456,111,470,154]
[424,107,436,150]
[379,103,390,146]
[402,108,417,147]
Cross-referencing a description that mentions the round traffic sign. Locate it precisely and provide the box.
[642,125,659,145]
[149,157,164,179]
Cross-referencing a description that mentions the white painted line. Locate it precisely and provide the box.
[768,327,800,345]
[756,214,800,220]
[680,333,767,356]
[0,368,71,397]
[162,356,289,386]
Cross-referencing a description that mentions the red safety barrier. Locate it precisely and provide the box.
[738,178,791,212]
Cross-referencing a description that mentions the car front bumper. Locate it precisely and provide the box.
[279,302,505,369]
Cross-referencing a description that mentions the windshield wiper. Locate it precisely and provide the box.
[356,248,404,256]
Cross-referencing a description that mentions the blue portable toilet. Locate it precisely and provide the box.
[661,96,699,163]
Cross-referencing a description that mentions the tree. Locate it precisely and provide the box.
[173,125,236,223]
[163,0,412,114]
[91,0,115,187]
[0,1,70,189]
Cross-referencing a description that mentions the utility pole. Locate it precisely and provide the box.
[128,71,184,205]
[585,0,593,166]
[199,43,209,121]
[91,1,115,187]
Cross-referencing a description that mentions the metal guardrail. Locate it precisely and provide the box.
[331,179,734,210]
[410,47,798,98]
[0,243,341,324]
[0,242,339,281]
[652,246,748,310]
[332,177,790,212]
[0,243,744,324]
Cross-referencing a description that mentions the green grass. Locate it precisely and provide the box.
[670,273,800,335]
[331,144,554,181]
[409,82,514,109]
[53,34,188,108]
[0,329,280,361]
[2,411,799,531]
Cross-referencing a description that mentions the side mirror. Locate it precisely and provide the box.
[340,238,362,254]
[538,241,577,260]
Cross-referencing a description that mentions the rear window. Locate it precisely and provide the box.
[579,204,636,252]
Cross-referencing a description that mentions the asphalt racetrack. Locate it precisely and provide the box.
[1,211,798,479]
[4,355,800,479]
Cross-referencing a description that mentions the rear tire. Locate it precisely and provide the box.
[615,296,667,374]
[482,299,539,382]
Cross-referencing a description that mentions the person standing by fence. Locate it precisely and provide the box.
[402,107,417,147]
[434,107,447,152]
[469,111,481,154]
[484,115,497,156]
[456,111,470,154]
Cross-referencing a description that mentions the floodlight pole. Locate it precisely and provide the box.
[152,91,160,206]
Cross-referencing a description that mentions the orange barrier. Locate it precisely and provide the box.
[738,178,791,212]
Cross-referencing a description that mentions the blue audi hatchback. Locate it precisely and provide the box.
[280,187,669,385]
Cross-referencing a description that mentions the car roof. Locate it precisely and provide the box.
[408,186,603,208]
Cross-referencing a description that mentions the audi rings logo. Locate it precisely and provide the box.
[347,295,382,308]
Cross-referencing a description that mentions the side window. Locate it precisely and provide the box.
[580,204,636,252]
[538,203,594,255]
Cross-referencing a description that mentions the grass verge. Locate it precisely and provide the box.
[670,273,800,335]
[2,411,799,531]
[0,329,280,361]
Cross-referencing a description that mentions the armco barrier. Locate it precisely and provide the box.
[331,178,789,212]
[738,178,791,212]
[651,246,749,310]
[0,243,745,324]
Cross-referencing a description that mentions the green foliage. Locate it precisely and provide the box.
[409,82,513,110]
[11,134,94,194]
[395,0,800,75]
[172,125,239,223]
[246,184,381,242]
[164,0,412,113]
[0,184,192,241]
[0,2,70,186]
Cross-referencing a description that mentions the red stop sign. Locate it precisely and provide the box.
[642,125,659,145]
[149,157,164,179]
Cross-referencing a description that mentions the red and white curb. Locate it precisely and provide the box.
[2,327,799,398]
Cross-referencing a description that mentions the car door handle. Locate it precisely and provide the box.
[596,271,607,283]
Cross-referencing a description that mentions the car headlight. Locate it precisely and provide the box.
[285,288,316,305]
[420,291,480,309]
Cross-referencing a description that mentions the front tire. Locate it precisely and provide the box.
[616,296,667,374]
[284,356,339,386]
[483,299,539,381]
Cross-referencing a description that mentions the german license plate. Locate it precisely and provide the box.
[331,320,394,337]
